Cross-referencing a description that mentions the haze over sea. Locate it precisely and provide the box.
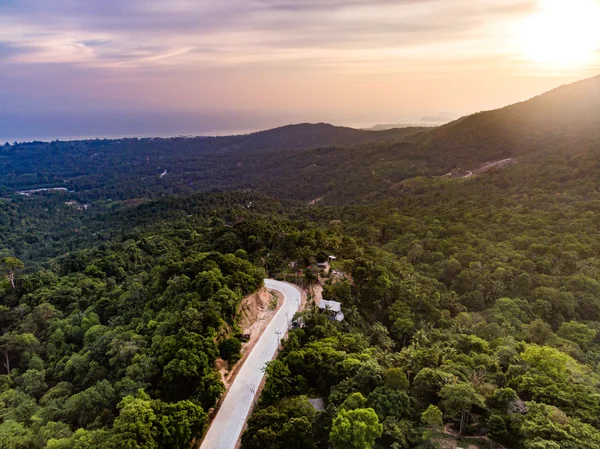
[0,109,430,143]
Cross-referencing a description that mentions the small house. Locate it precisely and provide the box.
[317,300,345,322]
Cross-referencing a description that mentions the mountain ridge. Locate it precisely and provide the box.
[421,74,600,167]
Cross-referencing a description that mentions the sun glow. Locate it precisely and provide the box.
[519,0,600,66]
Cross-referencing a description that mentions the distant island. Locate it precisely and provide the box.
[365,123,439,131]
[366,113,459,131]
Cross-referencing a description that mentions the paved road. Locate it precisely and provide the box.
[199,279,301,449]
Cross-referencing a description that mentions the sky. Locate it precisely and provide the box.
[1,0,600,141]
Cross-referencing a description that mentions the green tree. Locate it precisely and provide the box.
[370,322,394,351]
[412,368,455,404]
[0,419,33,449]
[46,428,112,449]
[524,319,553,345]
[421,405,443,432]
[521,402,600,448]
[367,386,412,422]
[388,301,415,344]
[520,345,571,381]
[524,439,561,449]
[153,399,208,449]
[194,372,226,411]
[159,331,217,401]
[63,380,116,428]
[112,391,157,449]
[261,360,296,404]
[0,333,38,375]
[33,421,72,448]
[18,369,47,398]
[219,337,242,365]
[383,368,409,391]
[439,382,484,436]
[280,416,315,449]
[557,321,596,350]
[1,257,24,289]
[330,408,383,449]
[487,414,509,444]
[487,388,518,413]
[339,392,367,411]
[0,389,38,423]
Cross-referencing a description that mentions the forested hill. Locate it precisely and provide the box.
[421,75,600,167]
[213,123,427,152]
[0,123,427,198]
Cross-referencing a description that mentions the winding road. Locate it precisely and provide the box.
[199,279,301,449]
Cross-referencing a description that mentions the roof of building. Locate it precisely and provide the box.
[318,300,342,313]
[308,398,325,411]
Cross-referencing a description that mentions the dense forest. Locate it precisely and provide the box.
[0,193,349,448]
[243,148,600,449]
[0,125,426,203]
[3,75,600,448]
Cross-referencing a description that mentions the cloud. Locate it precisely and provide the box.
[0,0,537,69]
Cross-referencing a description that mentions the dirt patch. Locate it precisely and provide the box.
[440,158,517,180]
[240,290,282,346]
[444,423,458,437]
[216,358,229,382]
[215,358,227,372]
[433,438,459,449]
[238,287,275,335]
[310,284,323,306]
[474,158,515,174]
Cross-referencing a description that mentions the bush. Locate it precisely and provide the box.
[219,338,242,365]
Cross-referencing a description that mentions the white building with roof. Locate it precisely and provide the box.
[317,300,345,322]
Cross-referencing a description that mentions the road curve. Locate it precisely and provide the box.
[199,279,301,449]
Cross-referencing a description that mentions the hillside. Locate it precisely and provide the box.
[213,123,427,152]
[422,75,600,167]
[0,124,429,201]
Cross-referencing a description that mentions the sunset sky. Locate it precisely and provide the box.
[1,0,600,141]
